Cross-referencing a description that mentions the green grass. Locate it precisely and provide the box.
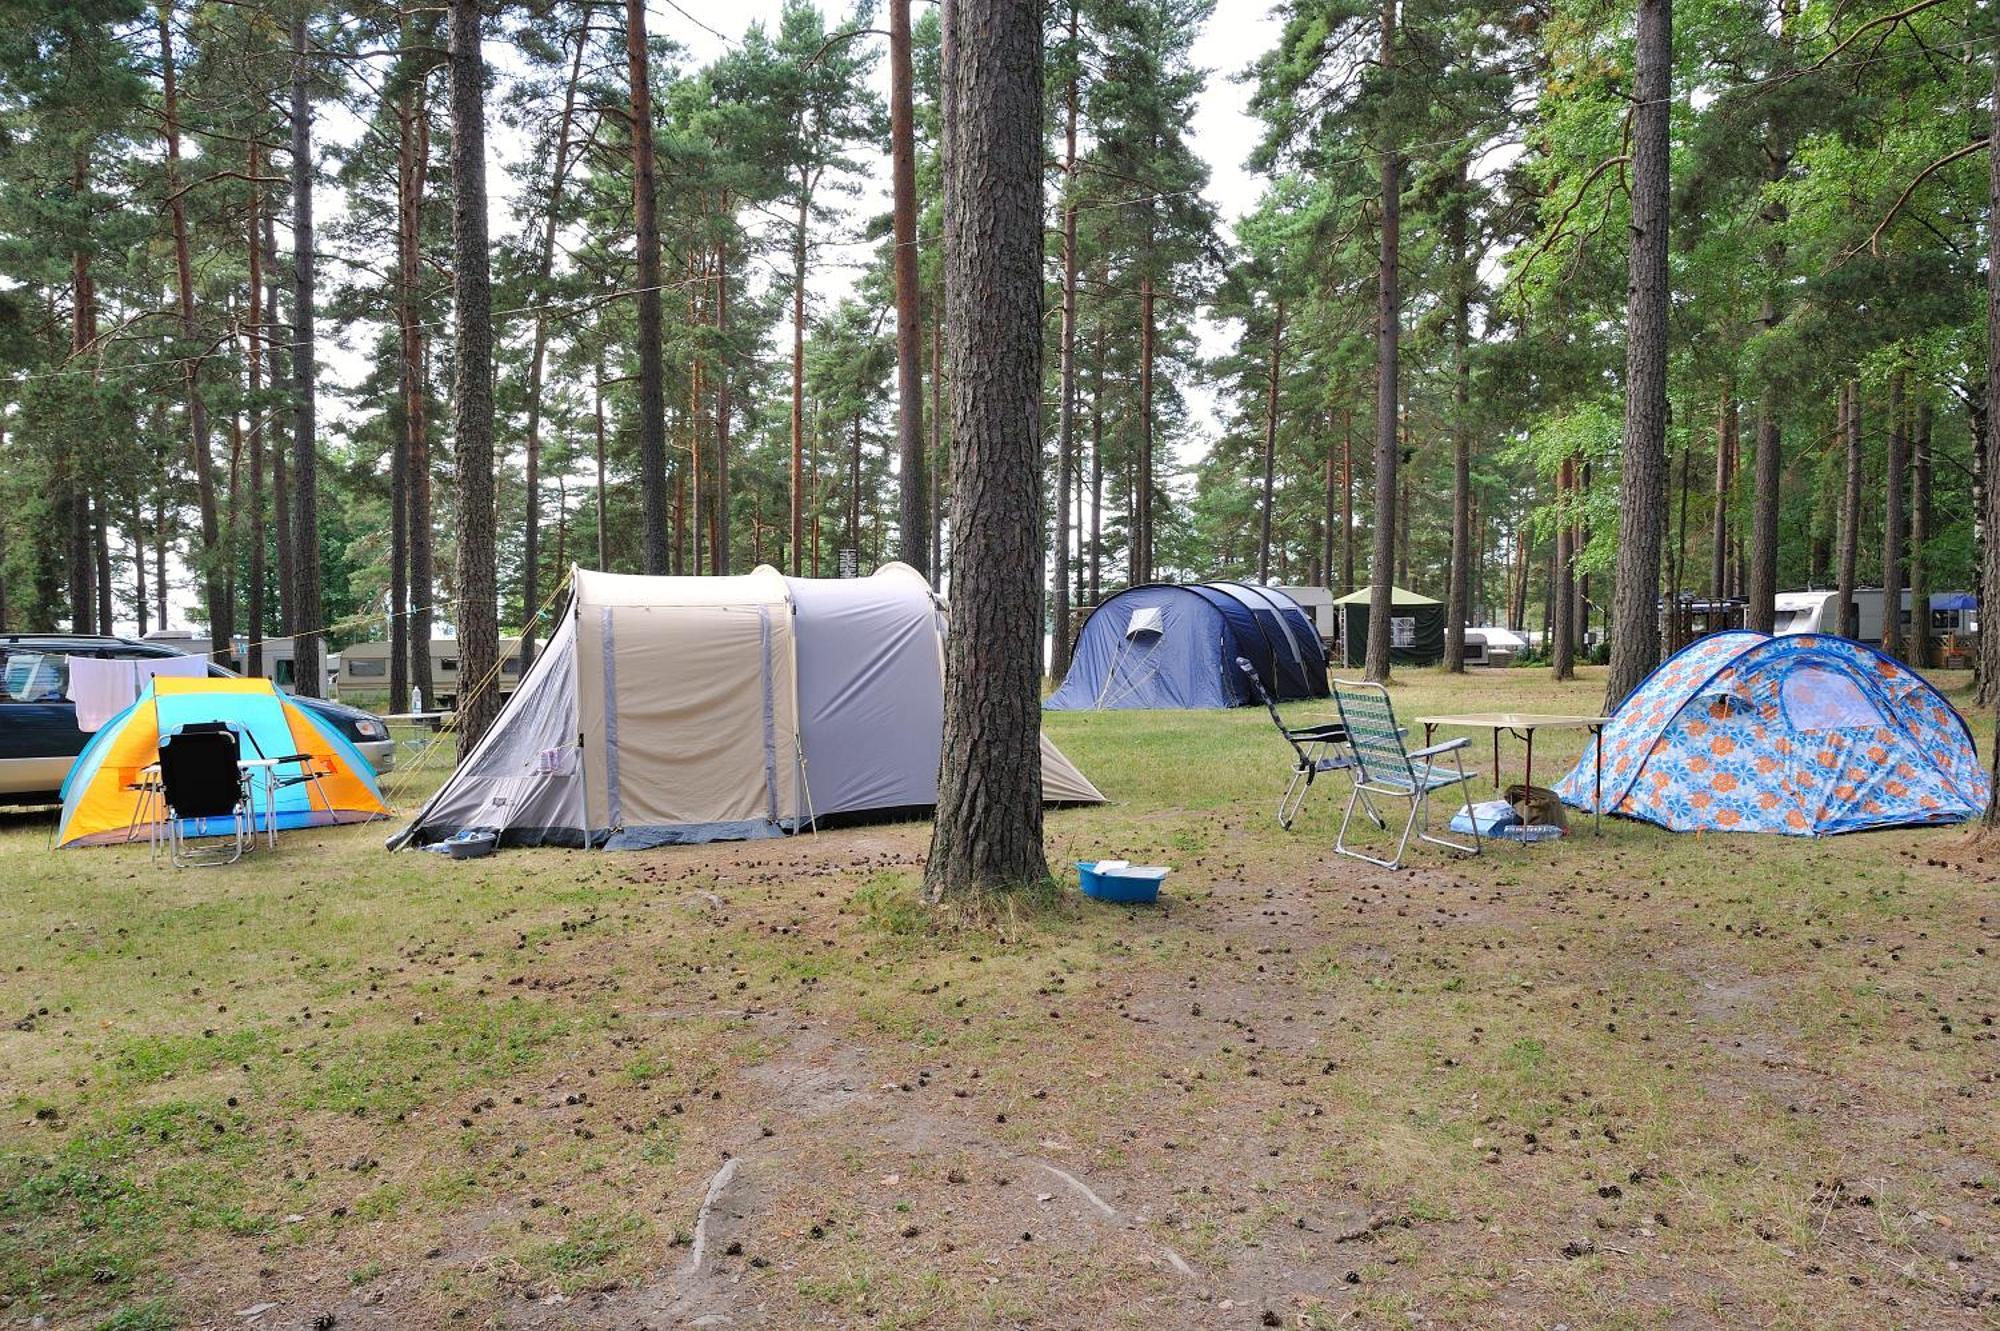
[1,668,1993,1327]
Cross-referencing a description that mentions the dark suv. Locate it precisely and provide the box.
[0,634,394,804]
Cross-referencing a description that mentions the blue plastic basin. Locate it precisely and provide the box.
[1077,860,1169,904]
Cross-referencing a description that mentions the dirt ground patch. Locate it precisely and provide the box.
[4,670,1995,1329]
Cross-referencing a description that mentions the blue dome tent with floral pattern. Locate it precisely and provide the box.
[1554,631,1986,835]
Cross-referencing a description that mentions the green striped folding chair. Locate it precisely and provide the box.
[1331,679,1482,869]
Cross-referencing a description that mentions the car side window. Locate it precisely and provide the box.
[0,648,70,703]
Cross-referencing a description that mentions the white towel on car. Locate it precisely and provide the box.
[66,654,210,731]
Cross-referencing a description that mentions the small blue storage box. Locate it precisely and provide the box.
[1077,860,1170,903]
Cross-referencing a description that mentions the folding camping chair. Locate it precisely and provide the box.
[1330,679,1482,870]
[1234,657,1352,829]
[155,722,255,867]
[237,728,335,848]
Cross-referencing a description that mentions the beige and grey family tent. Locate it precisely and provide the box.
[391,564,1102,850]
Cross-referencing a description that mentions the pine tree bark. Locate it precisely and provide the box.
[448,0,498,757]
[1258,298,1283,585]
[68,153,94,636]
[1910,399,1933,668]
[626,0,670,575]
[1049,0,1079,679]
[261,198,293,646]
[891,0,928,575]
[1711,392,1732,601]
[1836,380,1861,639]
[1362,0,1400,682]
[399,97,435,709]
[1603,0,1671,710]
[520,20,585,664]
[1341,413,1354,594]
[1883,368,1907,661]
[924,0,1048,901]
[389,66,418,713]
[1985,49,2000,820]
[790,195,809,576]
[247,145,269,681]
[714,228,733,574]
[1445,168,1472,672]
[159,3,231,658]
[1553,459,1575,681]
[289,8,324,697]
[1747,388,1780,633]
[1089,321,1103,603]
[1138,272,1156,582]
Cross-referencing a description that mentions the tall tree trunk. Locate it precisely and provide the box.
[1444,169,1471,671]
[1138,272,1155,582]
[1711,391,1733,601]
[1910,399,1933,668]
[1883,368,1907,660]
[931,304,946,583]
[153,488,168,632]
[1836,380,1861,639]
[890,0,929,575]
[289,8,324,697]
[714,227,733,574]
[520,20,585,665]
[263,195,294,643]
[448,0,497,756]
[594,348,609,569]
[1747,387,1781,634]
[626,0,669,575]
[1321,435,1336,593]
[848,410,863,552]
[1668,442,1691,650]
[790,193,809,576]
[1553,460,1575,681]
[1985,48,2000,819]
[1049,0,1079,678]
[398,92,434,709]
[1603,0,1671,710]
[1258,298,1283,584]
[94,496,112,634]
[1341,412,1354,594]
[159,3,230,658]
[247,144,269,681]
[1362,0,1400,683]
[1089,321,1103,603]
[69,156,94,635]
[924,0,1048,901]
[130,489,146,637]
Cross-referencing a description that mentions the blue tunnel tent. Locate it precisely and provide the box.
[1046,581,1329,710]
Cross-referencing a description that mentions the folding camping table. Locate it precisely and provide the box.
[1414,712,1612,834]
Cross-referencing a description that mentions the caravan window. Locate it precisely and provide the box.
[345,657,386,679]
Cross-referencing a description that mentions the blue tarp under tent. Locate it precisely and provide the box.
[1046,581,1330,711]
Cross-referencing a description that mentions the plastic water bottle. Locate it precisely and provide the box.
[412,686,423,714]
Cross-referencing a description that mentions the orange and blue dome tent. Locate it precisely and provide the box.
[56,676,388,847]
[1554,631,1987,835]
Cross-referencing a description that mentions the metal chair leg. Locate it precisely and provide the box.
[1278,764,1310,829]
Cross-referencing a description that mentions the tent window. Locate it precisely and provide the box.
[1125,607,1165,638]
[1781,666,1878,731]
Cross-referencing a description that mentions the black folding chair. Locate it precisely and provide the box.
[156,723,254,867]
[1331,679,1481,869]
[1234,656,1353,829]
